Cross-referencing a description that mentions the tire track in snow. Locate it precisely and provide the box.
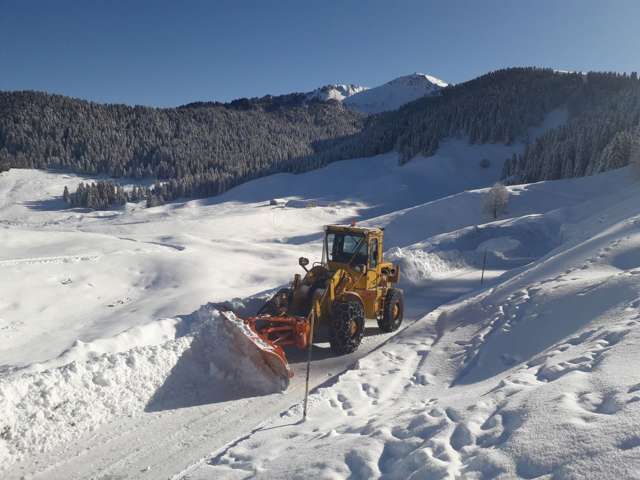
[0,255,100,267]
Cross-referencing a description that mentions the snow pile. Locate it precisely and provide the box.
[0,306,286,471]
[0,336,191,470]
[23,317,180,374]
[344,73,447,114]
[195,309,291,390]
[387,246,466,285]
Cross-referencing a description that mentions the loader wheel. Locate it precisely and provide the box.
[378,289,404,332]
[329,300,365,355]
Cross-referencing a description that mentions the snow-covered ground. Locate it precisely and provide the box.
[192,167,640,479]
[3,114,557,370]
[4,109,638,479]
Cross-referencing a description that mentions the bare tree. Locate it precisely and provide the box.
[485,182,509,220]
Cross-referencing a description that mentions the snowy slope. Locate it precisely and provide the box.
[0,143,506,368]
[190,168,640,480]
[2,109,601,478]
[0,110,564,370]
[344,73,448,113]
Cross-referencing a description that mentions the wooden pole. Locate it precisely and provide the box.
[480,249,488,286]
[302,309,316,421]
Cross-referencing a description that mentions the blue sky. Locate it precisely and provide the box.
[1,0,638,107]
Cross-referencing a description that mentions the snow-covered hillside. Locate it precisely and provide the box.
[4,108,639,479]
[344,73,448,114]
[190,168,640,480]
[0,127,536,370]
[0,139,530,477]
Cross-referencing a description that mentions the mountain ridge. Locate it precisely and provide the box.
[343,72,448,113]
[2,68,639,208]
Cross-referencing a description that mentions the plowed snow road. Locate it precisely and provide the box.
[7,329,406,480]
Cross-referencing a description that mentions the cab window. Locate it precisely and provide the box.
[326,232,367,265]
[369,238,379,268]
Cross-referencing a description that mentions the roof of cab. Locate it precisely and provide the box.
[325,224,383,234]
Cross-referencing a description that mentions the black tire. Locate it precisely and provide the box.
[378,288,404,332]
[329,300,365,354]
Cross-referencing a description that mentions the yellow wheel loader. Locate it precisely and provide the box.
[223,224,403,379]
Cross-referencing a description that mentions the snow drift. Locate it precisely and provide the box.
[0,305,287,471]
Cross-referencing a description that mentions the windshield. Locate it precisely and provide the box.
[325,232,368,265]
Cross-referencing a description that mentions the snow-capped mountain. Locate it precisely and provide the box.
[344,73,448,114]
[306,84,367,102]
[306,73,448,113]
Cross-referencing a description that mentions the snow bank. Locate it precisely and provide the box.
[427,214,563,270]
[0,305,287,471]
[387,246,466,285]
[23,317,180,374]
[0,336,190,470]
[385,212,563,287]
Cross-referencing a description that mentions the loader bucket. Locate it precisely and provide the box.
[219,310,294,381]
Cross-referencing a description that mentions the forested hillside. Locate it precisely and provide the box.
[317,68,579,162]
[0,91,363,202]
[323,68,640,170]
[502,74,640,182]
[2,68,639,208]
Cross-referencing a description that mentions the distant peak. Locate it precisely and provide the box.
[306,84,368,102]
[304,73,448,114]
[343,72,448,114]
[388,73,448,88]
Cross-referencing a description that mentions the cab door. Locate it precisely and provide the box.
[366,237,381,289]
[357,237,380,318]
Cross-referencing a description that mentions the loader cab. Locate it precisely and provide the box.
[321,224,393,320]
[322,225,383,273]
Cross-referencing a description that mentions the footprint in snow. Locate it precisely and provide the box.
[619,437,640,450]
